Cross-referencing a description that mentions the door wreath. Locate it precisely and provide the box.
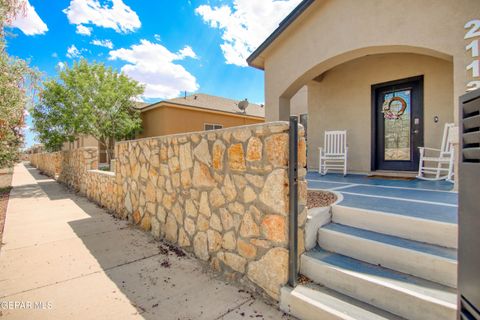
[382,96,407,120]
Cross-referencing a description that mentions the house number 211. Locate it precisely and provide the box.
[465,19,480,91]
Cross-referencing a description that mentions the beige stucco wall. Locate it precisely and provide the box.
[62,135,99,151]
[61,135,111,163]
[307,53,453,172]
[258,0,478,122]
[139,105,264,138]
[290,86,308,116]
[82,135,100,148]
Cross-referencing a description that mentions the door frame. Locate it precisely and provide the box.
[370,75,424,171]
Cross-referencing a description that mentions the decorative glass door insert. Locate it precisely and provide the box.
[382,90,411,161]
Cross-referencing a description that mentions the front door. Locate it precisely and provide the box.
[372,76,424,171]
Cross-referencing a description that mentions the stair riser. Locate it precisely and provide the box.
[317,229,457,288]
[301,255,457,320]
[332,206,457,249]
[280,287,345,320]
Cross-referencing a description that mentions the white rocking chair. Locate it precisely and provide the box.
[319,130,348,176]
[417,123,455,182]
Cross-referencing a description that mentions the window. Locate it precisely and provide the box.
[204,123,223,131]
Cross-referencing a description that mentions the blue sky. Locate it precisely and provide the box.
[7,0,301,147]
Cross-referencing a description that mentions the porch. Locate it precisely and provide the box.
[307,172,457,220]
[301,52,455,177]
[306,171,457,247]
[283,172,459,319]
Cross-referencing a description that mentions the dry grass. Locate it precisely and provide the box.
[0,187,12,249]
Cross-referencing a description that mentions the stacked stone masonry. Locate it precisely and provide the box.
[58,148,98,194]
[29,122,307,300]
[30,152,62,178]
[86,170,117,213]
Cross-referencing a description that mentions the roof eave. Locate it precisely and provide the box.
[246,0,315,69]
[139,100,265,119]
[135,100,168,112]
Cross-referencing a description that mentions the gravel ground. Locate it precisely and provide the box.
[307,190,337,209]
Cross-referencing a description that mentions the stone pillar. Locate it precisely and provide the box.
[110,159,116,172]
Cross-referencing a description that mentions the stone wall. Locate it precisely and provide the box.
[31,148,98,193]
[114,122,307,299]
[86,170,117,212]
[29,122,307,300]
[30,152,62,178]
[31,148,118,213]
[57,148,98,194]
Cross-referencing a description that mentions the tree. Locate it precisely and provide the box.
[33,60,144,162]
[0,0,25,32]
[0,0,38,169]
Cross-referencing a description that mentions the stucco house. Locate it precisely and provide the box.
[248,0,479,177]
[61,101,150,163]
[63,135,107,161]
[137,93,264,138]
[243,2,479,319]
[63,94,264,163]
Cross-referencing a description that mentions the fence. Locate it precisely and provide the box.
[30,121,307,300]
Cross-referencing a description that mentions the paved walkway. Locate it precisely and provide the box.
[0,163,291,320]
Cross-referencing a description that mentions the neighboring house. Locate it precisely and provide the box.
[28,144,45,154]
[247,0,478,176]
[62,102,149,163]
[62,94,264,163]
[62,135,109,163]
[136,93,264,138]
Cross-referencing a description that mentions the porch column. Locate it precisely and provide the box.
[279,97,291,121]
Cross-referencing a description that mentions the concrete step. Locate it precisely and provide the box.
[335,193,457,224]
[280,283,404,320]
[317,223,457,288]
[331,205,457,248]
[301,248,457,320]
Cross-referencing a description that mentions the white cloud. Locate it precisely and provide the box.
[178,46,197,59]
[57,62,66,70]
[64,0,141,34]
[66,45,81,59]
[10,0,48,35]
[108,40,199,99]
[131,95,144,103]
[196,0,301,66]
[154,34,161,42]
[76,25,92,36]
[91,39,113,49]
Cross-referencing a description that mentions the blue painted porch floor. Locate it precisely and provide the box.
[307,172,458,224]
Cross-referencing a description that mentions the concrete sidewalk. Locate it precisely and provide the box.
[0,163,291,319]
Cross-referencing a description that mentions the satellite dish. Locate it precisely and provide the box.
[237,99,249,113]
